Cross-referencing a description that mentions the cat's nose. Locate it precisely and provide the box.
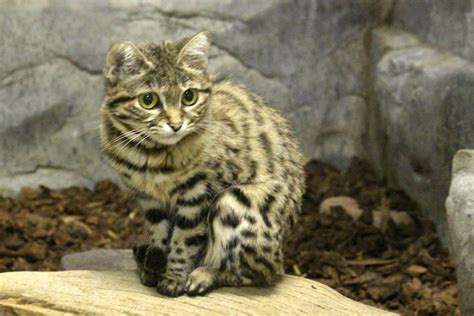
[169,122,182,132]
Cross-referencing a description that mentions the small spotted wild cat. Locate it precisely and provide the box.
[100,31,305,297]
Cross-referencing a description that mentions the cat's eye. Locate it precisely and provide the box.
[182,89,198,106]
[139,92,160,109]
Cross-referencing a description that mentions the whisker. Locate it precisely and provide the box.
[114,129,148,156]
[195,126,213,133]
[132,132,151,152]
[107,128,141,146]
[109,134,142,156]
[101,129,143,152]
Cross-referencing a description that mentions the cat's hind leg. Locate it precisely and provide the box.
[186,183,286,295]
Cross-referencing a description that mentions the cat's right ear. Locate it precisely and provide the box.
[177,31,211,73]
[103,41,153,88]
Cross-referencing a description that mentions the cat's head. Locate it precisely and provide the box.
[102,31,212,146]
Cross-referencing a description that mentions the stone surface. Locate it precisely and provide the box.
[0,270,398,315]
[0,168,95,198]
[367,26,474,241]
[446,149,474,315]
[61,249,135,271]
[392,0,474,63]
[0,0,381,192]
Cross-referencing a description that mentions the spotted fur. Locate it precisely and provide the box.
[100,31,305,297]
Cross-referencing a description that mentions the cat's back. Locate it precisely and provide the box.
[207,80,305,189]
[210,80,282,125]
[210,80,302,153]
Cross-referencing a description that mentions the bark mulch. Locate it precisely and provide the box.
[0,160,459,315]
[0,181,141,271]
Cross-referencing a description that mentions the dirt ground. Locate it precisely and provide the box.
[284,160,459,315]
[0,160,459,315]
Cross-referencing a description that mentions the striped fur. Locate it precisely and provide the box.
[100,32,305,297]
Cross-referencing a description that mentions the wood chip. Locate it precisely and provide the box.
[347,259,397,266]
[319,196,364,221]
[406,265,428,276]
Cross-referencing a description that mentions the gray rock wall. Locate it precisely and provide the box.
[367,27,474,241]
[0,0,376,193]
[446,150,474,314]
[370,10,474,313]
[392,0,474,62]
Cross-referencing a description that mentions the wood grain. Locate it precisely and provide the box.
[0,271,398,315]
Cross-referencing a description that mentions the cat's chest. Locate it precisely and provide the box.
[125,166,207,203]
[125,171,177,201]
[106,135,211,201]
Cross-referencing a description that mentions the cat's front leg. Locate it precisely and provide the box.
[156,209,208,296]
[156,179,210,297]
[134,198,172,287]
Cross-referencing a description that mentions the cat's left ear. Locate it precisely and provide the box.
[177,31,211,72]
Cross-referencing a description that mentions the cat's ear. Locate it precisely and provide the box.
[177,31,211,72]
[104,41,153,87]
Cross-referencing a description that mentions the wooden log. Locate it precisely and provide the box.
[0,270,397,315]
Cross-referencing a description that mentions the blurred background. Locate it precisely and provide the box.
[2,0,474,239]
[1,1,473,314]
[1,0,473,235]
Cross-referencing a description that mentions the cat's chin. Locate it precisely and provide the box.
[153,133,187,146]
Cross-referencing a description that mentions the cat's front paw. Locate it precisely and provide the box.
[156,272,187,297]
[133,244,167,287]
[186,267,217,296]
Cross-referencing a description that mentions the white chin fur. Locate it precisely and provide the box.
[153,133,186,145]
[152,123,191,145]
